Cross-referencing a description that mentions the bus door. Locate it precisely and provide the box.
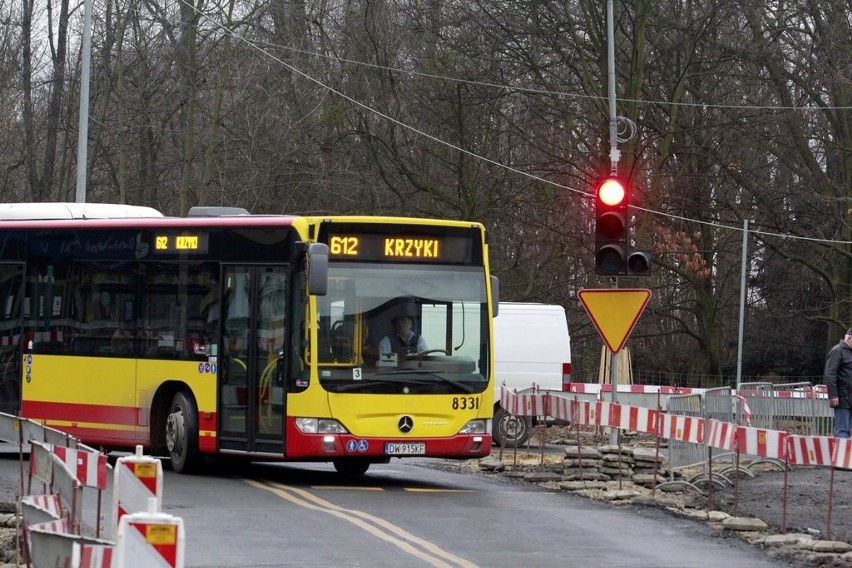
[219,265,288,455]
[0,264,23,415]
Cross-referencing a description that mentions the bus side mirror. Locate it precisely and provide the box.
[307,243,328,296]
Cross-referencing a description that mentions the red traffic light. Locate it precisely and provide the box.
[594,176,630,276]
[597,178,626,207]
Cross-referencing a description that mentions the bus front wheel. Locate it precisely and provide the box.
[166,391,202,473]
[493,407,530,448]
[333,460,370,476]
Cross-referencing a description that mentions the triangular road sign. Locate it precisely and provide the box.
[578,289,651,353]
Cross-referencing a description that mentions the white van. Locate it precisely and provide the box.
[492,302,572,447]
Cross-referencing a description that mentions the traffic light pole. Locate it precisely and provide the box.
[607,0,619,173]
[608,279,619,446]
[607,0,619,446]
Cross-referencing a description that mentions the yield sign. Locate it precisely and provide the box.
[578,289,651,353]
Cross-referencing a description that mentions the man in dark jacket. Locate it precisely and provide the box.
[824,328,852,438]
[379,315,427,356]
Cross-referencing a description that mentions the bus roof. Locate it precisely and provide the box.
[0,202,164,220]
[0,203,485,232]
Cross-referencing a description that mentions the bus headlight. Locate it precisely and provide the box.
[295,418,348,434]
[458,419,489,435]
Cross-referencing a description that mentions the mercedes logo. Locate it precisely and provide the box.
[398,415,414,434]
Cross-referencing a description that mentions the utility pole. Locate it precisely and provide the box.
[75,0,93,203]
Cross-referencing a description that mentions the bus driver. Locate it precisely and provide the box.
[379,315,427,356]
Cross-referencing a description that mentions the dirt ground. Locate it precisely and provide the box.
[488,451,852,544]
[448,424,852,559]
[712,464,852,543]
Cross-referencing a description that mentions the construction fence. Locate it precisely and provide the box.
[502,382,850,536]
[0,412,185,568]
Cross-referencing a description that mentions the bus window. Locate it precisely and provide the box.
[317,280,358,365]
[63,263,136,356]
[315,264,489,395]
[258,270,286,356]
[140,263,218,359]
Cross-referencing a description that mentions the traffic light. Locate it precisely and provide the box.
[594,177,628,276]
[627,250,652,276]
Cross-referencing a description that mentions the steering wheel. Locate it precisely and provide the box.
[416,349,450,357]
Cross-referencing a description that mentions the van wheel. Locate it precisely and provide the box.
[493,407,530,448]
[166,391,202,474]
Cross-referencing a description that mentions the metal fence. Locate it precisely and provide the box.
[662,393,707,490]
[772,382,818,436]
[739,381,823,434]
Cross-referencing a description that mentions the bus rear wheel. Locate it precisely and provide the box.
[333,460,371,476]
[493,407,531,448]
[166,391,202,474]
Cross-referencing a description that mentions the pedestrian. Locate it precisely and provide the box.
[824,327,852,438]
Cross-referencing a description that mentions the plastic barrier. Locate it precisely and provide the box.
[54,446,109,490]
[832,437,852,470]
[736,426,788,460]
[609,404,657,433]
[20,494,62,527]
[113,446,164,538]
[706,419,736,451]
[74,543,115,567]
[28,441,85,531]
[787,435,834,466]
[115,498,185,568]
[574,400,614,427]
[657,412,705,444]
[27,518,114,568]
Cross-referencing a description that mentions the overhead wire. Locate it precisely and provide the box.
[182,4,850,246]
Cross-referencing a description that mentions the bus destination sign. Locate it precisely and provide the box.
[153,233,210,254]
[330,236,439,259]
[323,229,476,264]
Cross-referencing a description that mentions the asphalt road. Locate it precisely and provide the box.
[0,448,802,567]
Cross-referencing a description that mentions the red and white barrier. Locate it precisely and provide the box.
[657,413,705,444]
[20,494,63,525]
[565,383,702,395]
[549,396,572,422]
[736,426,788,459]
[706,419,736,451]
[74,543,115,568]
[609,404,657,434]
[787,435,835,466]
[831,438,852,470]
[113,446,164,538]
[53,446,108,490]
[733,395,752,424]
[564,382,830,399]
[498,386,566,420]
[115,498,185,568]
[26,518,70,567]
[573,400,614,427]
[499,387,518,416]
[519,393,547,417]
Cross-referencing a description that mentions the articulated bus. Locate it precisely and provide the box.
[0,203,498,474]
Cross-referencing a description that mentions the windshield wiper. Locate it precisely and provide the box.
[379,369,476,393]
[326,375,431,392]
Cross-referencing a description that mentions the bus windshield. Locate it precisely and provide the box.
[316,263,489,395]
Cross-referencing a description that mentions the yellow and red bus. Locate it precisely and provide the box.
[0,203,498,474]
